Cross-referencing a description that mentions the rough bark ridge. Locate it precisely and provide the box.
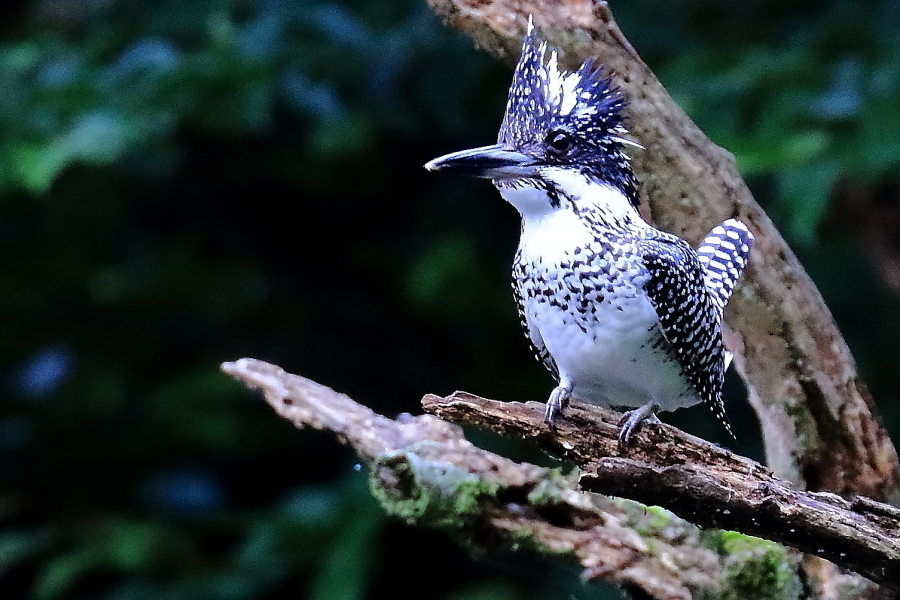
[424,0,900,505]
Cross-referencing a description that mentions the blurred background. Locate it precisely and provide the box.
[2,0,900,598]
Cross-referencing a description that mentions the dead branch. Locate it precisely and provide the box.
[422,391,900,591]
[222,358,809,600]
[424,0,900,505]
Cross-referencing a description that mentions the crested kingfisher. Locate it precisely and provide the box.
[424,22,753,445]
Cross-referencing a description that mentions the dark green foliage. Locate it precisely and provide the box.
[620,0,900,244]
[1,0,899,598]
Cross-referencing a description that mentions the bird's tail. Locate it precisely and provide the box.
[697,218,754,314]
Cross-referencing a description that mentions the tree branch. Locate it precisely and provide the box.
[221,358,810,600]
[424,0,900,504]
[422,391,900,592]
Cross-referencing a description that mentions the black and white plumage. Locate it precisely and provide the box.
[425,21,753,445]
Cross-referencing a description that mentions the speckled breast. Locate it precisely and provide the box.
[515,244,699,411]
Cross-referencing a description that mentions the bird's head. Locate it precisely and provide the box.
[425,20,641,220]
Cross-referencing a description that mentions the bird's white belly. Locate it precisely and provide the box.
[527,294,698,411]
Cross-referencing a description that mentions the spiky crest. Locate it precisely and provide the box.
[498,19,639,207]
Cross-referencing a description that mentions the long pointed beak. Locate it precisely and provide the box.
[424,144,536,180]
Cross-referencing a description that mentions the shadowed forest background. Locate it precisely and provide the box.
[2,0,900,598]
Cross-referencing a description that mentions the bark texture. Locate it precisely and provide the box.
[424,0,900,505]
[222,358,810,600]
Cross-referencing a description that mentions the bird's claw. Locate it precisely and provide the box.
[617,402,661,447]
[544,385,572,429]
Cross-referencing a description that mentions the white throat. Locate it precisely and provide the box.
[517,208,593,264]
[496,167,642,226]
[497,168,644,265]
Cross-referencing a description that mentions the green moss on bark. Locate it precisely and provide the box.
[707,531,800,600]
[368,449,498,529]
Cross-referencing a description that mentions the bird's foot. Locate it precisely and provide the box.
[544,385,573,429]
[617,401,661,447]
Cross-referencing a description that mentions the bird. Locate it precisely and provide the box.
[424,21,753,446]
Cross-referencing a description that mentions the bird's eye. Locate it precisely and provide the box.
[546,130,571,155]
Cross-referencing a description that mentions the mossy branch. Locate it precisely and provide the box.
[221,358,896,599]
